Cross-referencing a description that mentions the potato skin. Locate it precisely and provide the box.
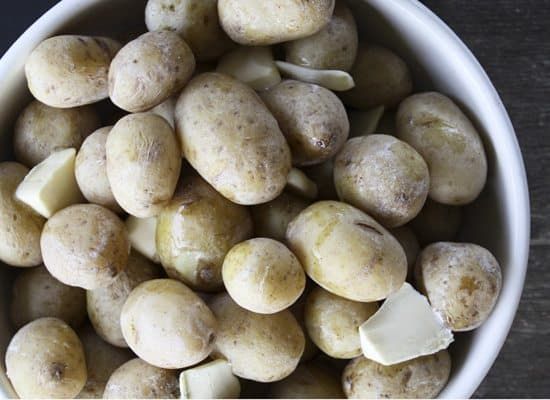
[40,204,130,290]
[409,198,462,245]
[289,293,319,362]
[334,135,430,228]
[156,175,253,292]
[176,73,291,205]
[415,242,502,331]
[5,318,87,399]
[218,0,335,46]
[0,162,45,267]
[261,80,349,167]
[269,362,344,399]
[209,293,305,382]
[106,113,182,218]
[286,201,407,302]
[25,35,121,108]
[342,351,451,399]
[109,31,195,112]
[390,226,420,280]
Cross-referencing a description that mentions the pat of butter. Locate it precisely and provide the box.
[125,216,160,263]
[15,148,83,218]
[359,282,453,366]
[179,359,240,399]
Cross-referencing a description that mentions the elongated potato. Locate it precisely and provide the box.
[410,199,462,245]
[176,73,291,205]
[269,362,344,399]
[25,35,121,108]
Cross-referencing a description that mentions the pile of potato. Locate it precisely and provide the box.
[0,0,503,399]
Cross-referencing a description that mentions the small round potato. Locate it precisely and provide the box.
[396,92,488,205]
[390,226,420,279]
[209,293,305,382]
[410,198,462,245]
[106,113,182,218]
[303,160,338,200]
[11,266,86,329]
[342,351,451,399]
[261,80,349,166]
[334,135,430,228]
[222,238,306,314]
[415,242,502,331]
[284,1,358,71]
[156,175,253,292]
[25,35,121,108]
[0,162,45,267]
[145,0,233,62]
[5,318,87,399]
[87,251,160,347]
[269,362,344,399]
[14,100,100,167]
[176,73,291,205]
[286,201,407,302]
[40,204,130,290]
[121,279,217,369]
[304,286,378,359]
[218,0,335,46]
[103,358,179,399]
[340,44,413,110]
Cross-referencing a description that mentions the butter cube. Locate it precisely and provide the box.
[125,216,160,263]
[179,359,240,399]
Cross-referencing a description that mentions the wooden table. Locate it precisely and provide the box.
[1,1,548,398]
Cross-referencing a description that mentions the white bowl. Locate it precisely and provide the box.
[0,0,530,398]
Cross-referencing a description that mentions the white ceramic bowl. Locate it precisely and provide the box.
[0,0,530,398]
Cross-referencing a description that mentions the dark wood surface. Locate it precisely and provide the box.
[1,1,548,398]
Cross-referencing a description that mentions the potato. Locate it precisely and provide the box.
[286,201,407,302]
[222,238,306,314]
[87,251,160,347]
[340,44,413,110]
[40,204,130,290]
[10,266,86,329]
[156,175,253,292]
[121,279,217,369]
[145,0,233,62]
[5,318,87,399]
[0,162,45,267]
[209,293,305,382]
[175,73,291,205]
[289,294,319,362]
[342,351,451,399]
[261,80,349,167]
[106,113,181,218]
[415,242,502,331]
[334,135,430,228]
[149,96,176,129]
[409,198,462,245]
[396,92,488,205]
[390,226,420,280]
[25,35,121,108]
[14,100,100,167]
[269,362,344,399]
[303,160,338,200]
[304,286,378,359]
[103,358,179,399]
[284,1,358,71]
[218,0,335,46]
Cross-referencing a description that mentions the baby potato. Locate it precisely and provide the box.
[103,358,179,399]
[342,351,451,399]
[120,279,217,369]
[14,100,100,167]
[415,242,502,331]
[218,0,335,46]
[390,226,420,279]
[286,201,407,302]
[396,92,488,205]
[175,73,291,205]
[156,175,253,292]
[209,293,305,382]
[5,318,87,399]
[106,113,181,218]
[303,160,338,200]
[10,266,86,329]
[285,1,358,71]
[305,286,378,359]
[261,80,349,166]
[25,35,121,108]
[222,238,306,314]
[40,204,130,290]
[0,162,45,267]
[341,44,413,110]
[269,362,344,399]
[334,135,430,228]
[410,198,462,245]
[145,0,233,62]
[87,251,160,347]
